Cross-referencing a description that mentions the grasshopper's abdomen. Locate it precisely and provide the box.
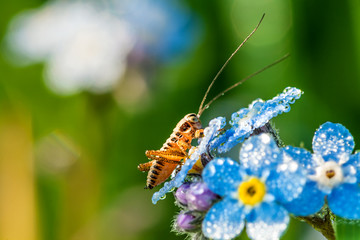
[146,161,178,189]
[139,113,203,189]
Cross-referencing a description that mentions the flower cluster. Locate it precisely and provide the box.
[4,0,200,95]
[151,87,360,240]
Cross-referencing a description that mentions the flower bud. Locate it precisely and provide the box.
[186,182,218,211]
[176,212,197,231]
[174,182,191,206]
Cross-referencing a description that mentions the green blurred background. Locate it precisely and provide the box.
[1,0,360,239]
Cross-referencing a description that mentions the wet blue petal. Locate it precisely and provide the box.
[217,87,303,153]
[343,152,360,182]
[312,122,354,163]
[217,129,253,153]
[239,134,281,176]
[209,128,235,150]
[283,146,315,171]
[230,106,252,127]
[202,158,243,197]
[344,152,360,167]
[328,183,360,219]
[217,130,250,153]
[246,202,289,240]
[283,181,325,216]
[152,117,225,204]
[151,180,176,204]
[266,158,307,203]
[202,197,245,240]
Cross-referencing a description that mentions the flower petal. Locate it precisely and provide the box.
[328,183,360,219]
[246,202,290,240]
[239,134,281,176]
[209,128,237,151]
[312,122,354,163]
[216,87,303,153]
[283,146,315,171]
[202,197,245,240]
[283,181,325,216]
[343,152,360,182]
[265,157,307,203]
[216,129,250,153]
[202,158,243,197]
[229,106,252,127]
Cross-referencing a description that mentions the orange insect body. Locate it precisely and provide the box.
[138,113,203,189]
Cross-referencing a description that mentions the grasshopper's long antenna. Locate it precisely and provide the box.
[199,53,290,114]
[197,13,265,116]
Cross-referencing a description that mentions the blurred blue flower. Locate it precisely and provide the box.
[283,122,360,219]
[113,0,201,62]
[201,134,306,240]
[152,117,225,204]
[211,87,303,153]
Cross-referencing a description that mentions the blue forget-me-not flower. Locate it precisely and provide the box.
[283,122,360,219]
[201,134,307,240]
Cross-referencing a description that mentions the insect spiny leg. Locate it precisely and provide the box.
[138,161,154,172]
[149,156,183,165]
[146,149,185,157]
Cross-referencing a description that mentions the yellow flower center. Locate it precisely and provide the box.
[238,177,266,206]
[326,169,335,179]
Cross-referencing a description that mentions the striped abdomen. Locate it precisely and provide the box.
[144,124,194,189]
[139,113,203,189]
[146,160,179,189]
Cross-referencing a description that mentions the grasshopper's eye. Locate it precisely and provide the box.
[190,116,199,122]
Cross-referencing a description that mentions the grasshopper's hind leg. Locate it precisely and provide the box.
[138,160,154,172]
[146,150,185,164]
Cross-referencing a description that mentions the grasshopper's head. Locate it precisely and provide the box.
[184,113,202,130]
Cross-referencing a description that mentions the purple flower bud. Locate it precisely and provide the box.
[186,182,218,211]
[175,182,191,205]
[176,212,197,231]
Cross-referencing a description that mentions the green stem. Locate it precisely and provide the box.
[297,206,336,240]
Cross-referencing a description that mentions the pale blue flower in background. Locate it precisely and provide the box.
[5,1,134,94]
[4,0,200,94]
